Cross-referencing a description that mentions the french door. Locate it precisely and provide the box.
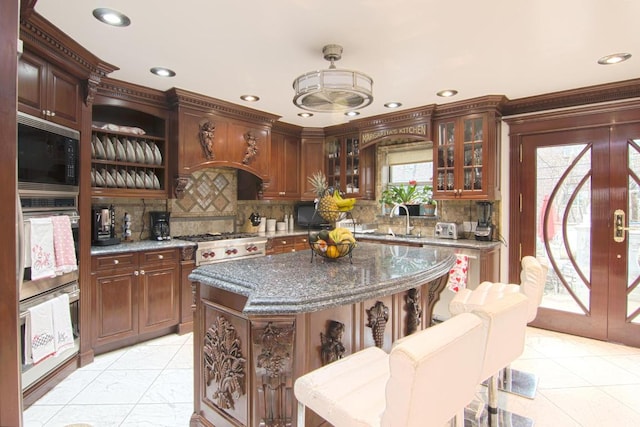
[516,122,640,347]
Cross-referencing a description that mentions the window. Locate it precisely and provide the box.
[383,145,433,187]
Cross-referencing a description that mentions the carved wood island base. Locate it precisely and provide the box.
[189,242,455,427]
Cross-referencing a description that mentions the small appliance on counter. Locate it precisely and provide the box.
[92,205,120,246]
[474,201,495,241]
[434,222,463,240]
[150,211,171,241]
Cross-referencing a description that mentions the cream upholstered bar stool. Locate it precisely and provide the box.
[294,312,487,427]
[449,256,547,425]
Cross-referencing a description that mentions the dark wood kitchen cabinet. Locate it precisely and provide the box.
[17,51,81,129]
[300,130,325,200]
[433,97,503,200]
[324,130,375,200]
[265,235,309,254]
[263,126,300,199]
[91,248,179,354]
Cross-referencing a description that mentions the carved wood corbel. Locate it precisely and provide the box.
[199,120,216,160]
[405,288,422,335]
[320,320,346,366]
[242,131,258,165]
[366,301,389,348]
[174,176,190,199]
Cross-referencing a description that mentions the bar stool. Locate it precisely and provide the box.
[294,312,487,427]
[451,256,548,400]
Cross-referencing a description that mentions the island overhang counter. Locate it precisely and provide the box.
[189,242,456,427]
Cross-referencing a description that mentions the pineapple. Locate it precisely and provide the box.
[307,171,340,222]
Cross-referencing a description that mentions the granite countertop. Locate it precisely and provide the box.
[91,239,196,256]
[189,241,455,315]
[355,233,501,250]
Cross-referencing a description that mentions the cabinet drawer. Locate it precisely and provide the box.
[294,235,310,251]
[140,249,178,266]
[92,252,137,272]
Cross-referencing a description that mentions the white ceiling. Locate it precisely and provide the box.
[35,0,639,128]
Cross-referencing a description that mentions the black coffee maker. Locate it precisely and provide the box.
[474,201,495,241]
[92,205,121,246]
[150,211,171,241]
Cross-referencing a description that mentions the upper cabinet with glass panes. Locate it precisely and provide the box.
[433,111,500,200]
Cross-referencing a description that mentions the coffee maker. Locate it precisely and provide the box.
[92,205,121,246]
[474,201,495,241]
[150,211,171,241]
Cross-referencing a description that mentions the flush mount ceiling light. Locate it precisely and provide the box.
[240,95,260,102]
[345,111,360,117]
[437,89,458,97]
[150,67,176,77]
[597,52,632,65]
[298,112,313,118]
[384,102,402,108]
[293,44,373,112]
[92,8,131,27]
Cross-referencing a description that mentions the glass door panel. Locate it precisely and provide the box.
[626,140,640,324]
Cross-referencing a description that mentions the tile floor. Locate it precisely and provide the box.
[23,327,640,427]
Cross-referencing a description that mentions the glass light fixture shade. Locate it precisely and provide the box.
[293,68,373,112]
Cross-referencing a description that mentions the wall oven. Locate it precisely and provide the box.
[18,189,80,390]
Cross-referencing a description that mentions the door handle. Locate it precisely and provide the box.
[614,209,626,242]
[614,209,640,243]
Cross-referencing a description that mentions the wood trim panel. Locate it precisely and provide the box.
[0,1,22,424]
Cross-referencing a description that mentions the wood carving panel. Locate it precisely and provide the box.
[405,288,422,335]
[320,320,345,366]
[203,316,246,410]
[252,321,295,427]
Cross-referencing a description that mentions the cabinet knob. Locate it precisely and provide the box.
[50,111,55,117]
[113,259,119,265]
[42,109,47,116]
[158,255,164,259]
[140,270,145,275]
[134,270,139,276]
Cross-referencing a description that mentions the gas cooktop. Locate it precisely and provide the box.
[173,232,259,242]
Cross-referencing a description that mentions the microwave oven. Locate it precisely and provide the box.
[17,112,79,193]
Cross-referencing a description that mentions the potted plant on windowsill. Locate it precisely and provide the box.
[380,180,436,216]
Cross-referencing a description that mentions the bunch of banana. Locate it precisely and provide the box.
[333,190,356,212]
[328,227,357,257]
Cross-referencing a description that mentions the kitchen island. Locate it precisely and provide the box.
[189,242,455,427]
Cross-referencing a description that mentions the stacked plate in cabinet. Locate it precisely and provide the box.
[91,133,162,190]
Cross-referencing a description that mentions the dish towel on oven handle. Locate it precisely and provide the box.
[29,217,56,280]
[51,215,77,274]
[447,254,469,293]
[26,299,56,364]
[51,293,74,354]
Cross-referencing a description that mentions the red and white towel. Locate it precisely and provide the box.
[51,215,77,274]
[447,254,469,293]
[29,217,56,280]
[26,299,56,364]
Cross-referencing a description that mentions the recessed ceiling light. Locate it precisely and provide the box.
[92,8,131,27]
[384,102,402,108]
[597,53,632,65]
[150,67,176,77]
[345,111,360,117]
[240,95,260,102]
[298,112,313,118]
[437,89,458,97]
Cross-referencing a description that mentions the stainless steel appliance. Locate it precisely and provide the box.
[475,201,495,241]
[18,189,80,390]
[18,112,79,194]
[174,232,267,266]
[150,211,171,240]
[434,222,463,240]
[92,205,120,246]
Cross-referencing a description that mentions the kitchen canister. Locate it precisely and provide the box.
[266,218,277,232]
[276,221,286,231]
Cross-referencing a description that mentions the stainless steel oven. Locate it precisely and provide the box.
[17,188,80,390]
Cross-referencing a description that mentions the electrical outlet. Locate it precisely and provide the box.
[463,221,475,232]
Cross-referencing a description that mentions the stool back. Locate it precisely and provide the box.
[520,256,548,322]
[381,312,486,427]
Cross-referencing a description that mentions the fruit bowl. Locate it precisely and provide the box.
[308,227,357,262]
[310,241,356,261]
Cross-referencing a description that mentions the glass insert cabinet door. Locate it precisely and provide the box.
[434,114,491,199]
[325,135,360,195]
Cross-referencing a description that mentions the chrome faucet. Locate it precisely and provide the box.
[390,203,413,235]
